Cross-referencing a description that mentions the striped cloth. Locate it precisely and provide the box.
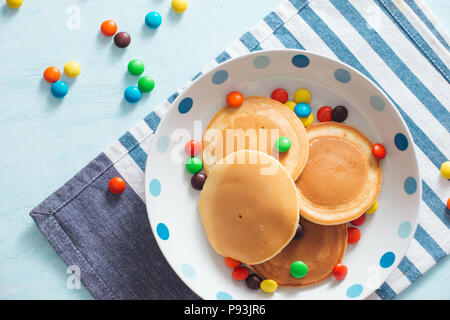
[31,0,450,300]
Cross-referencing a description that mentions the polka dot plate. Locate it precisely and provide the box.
[144,50,421,300]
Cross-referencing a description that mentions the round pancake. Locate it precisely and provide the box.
[296,122,382,225]
[198,150,300,265]
[202,96,309,181]
[248,219,347,287]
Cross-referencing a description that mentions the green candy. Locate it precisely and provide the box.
[128,59,145,76]
[290,261,308,278]
[138,76,155,93]
[275,136,291,153]
[186,157,203,174]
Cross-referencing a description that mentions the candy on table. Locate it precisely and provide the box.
[50,81,68,98]
[43,66,61,83]
[260,279,278,293]
[172,0,188,13]
[293,222,305,240]
[226,91,244,107]
[290,261,308,278]
[285,101,296,111]
[186,157,203,174]
[114,31,131,48]
[317,106,333,122]
[100,20,118,37]
[245,274,262,290]
[145,11,162,29]
[351,213,366,226]
[440,161,450,179]
[138,76,155,93]
[232,267,249,281]
[333,263,348,280]
[64,61,81,78]
[372,143,386,159]
[191,173,207,190]
[6,0,22,8]
[124,86,142,103]
[347,227,361,244]
[294,88,311,104]
[108,177,126,194]
[300,113,314,128]
[331,105,348,122]
[366,200,378,214]
[184,139,202,157]
[270,88,288,104]
[128,59,145,76]
[224,257,240,269]
[274,136,291,153]
[294,103,311,118]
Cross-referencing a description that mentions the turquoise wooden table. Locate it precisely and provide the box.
[0,0,449,299]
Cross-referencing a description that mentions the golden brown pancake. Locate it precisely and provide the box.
[198,150,300,265]
[248,219,347,287]
[202,96,309,181]
[296,122,381,225]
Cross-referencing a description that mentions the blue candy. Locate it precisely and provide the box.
[294,103,311,118]
[145,11,162,29]
[50,81,68,98]
[124,86,142,103]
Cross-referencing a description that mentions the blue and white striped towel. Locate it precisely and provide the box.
[31,0,450,300]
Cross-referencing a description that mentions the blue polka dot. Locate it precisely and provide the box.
[149,179,161,197]
[216,291,233,300]
[178,97,193,114]
[394,133,408,151]
[181,264,196,279]
[253,55,271,69]
[380,251,395,268]
[370,95,385,111]
[334,68,351,83]
[398,222,412,239]
[292,54,310,68]
[156,223,169,240]
[404,177,417,195]
[212,70,229,84]
[157,136,169,153]
[346,284,363,298]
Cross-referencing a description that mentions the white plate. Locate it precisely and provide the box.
[144,50,420,300]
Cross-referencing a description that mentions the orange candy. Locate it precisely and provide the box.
[226,91,244,107]
[447,198,450,210]
[224,257,240,269]
[101,20,118,37]
[109,177,126,194]
[43,66,61,83]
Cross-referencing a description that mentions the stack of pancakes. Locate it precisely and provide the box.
[198,96,381,287]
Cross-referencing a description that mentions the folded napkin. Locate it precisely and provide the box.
[31,0,450,300]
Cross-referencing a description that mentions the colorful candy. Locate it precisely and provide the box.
[333,263,348,280]
[43,66,61,83]
[372,143,386,159]
[226,91,244,107]
[172,0,188,13]
[224,257,240,269]
[191,173,207,190]
[366,201,378,214]
[440,161,450,179]
[245,274,262,290]
[285,101,296,111]
[294,89,311,104]
[290,261,308,278]
[114,31,131,48]
[138,76,155,93]
[186,157,203,174]
[100,20,117,37]
[64,60,81,78]
[293,222,305,240]
[128,59,145,76]
[351,213,366,226]
[317,106,333,122]
[124,86,142,103]
[184,140,202,157]
[260,279,278,293]
[108,177,126,194]
[145,11,162,29]
[294,103,311,118]
[6,0,22,8]
[232,267,249,281]
[50,81,68,98]
[447,198,450,210]
[300,113,314,128]
[332,105,348,122]
[271,88,288,104]
[275,137,291,153]
[347,227,361,244]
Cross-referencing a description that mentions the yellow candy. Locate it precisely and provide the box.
[260,279,278,293]
[300,113,314,127]
[172,0,188,13]
[294,89,311,104]
[64,61,81,78]
[440,161,450,179]
[6,0,23,8]
[366,200,378,214]
[285,101,296,111]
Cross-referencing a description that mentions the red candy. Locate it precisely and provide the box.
[351,213,366,226]
[109,177,126,194]
[447,198,450,210]
[372,143,386,159]
[224,257,240,269]
[317,106,333,122]
[333,263,348,280]
[184,140,202,157]
[347,227,361,244]
[271,88,288,104]
[43,66,61,83]
[226,91,244,107]
[232,267,249,280]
